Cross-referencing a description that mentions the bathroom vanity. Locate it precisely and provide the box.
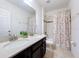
[12,37,46,58]
[0,35,46,58]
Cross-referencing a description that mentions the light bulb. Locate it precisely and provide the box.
[24,0,32,2]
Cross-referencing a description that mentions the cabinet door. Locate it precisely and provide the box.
[12,50,25,58]
[32,47,41,58]
[41,39,46,57]
[25,48,32,58]
[42,41,46,56]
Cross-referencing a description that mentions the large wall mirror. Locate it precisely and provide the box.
[0,0,36,42]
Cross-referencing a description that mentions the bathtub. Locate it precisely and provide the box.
[46,38,53,44]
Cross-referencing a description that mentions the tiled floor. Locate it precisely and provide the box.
[44,46,74,58]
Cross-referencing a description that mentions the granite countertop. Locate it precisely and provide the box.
[0,34,46,58]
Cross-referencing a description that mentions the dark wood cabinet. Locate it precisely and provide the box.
[24,48,32,58]
[32,47,41,58]
[41,39,46,57]
[12,37,46,58]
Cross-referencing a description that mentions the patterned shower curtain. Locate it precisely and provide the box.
[55,9,71,50]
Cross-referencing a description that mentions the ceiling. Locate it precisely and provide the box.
[7,0,35,14]
[36,0,70,12]
[6,0,70,13]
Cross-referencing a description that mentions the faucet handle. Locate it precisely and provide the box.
[13,34,18,40]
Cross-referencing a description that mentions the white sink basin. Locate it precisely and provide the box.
[0,39,29,50]
[0,41,10,48]
[18,37,34,41]
[4,40,29,50]
[18,38,30,41]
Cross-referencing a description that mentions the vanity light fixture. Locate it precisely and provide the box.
[24,0,33,5]
[24,0,32,2]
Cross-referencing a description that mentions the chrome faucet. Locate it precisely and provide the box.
[8,30,18,41]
